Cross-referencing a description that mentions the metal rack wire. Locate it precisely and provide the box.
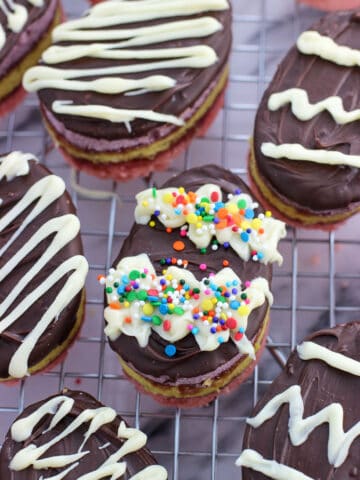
[1,1,360,478]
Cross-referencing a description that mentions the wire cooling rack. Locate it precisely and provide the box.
[1,0,360,478]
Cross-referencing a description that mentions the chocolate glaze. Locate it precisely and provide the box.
[38,4,232,142]
[0,160,83,379]
[0,390,161,478]
[254,10,360,214]
[109,165,272,384]
[0,0,58,79]
[242,322,360,479]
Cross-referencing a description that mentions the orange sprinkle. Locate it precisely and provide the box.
[188,191,196,203]
[217,208,228,219]
[171,257,177,264]
[216,325,222,332]
[239,209,245,215]
[259,228,264,234]
[173,240,185,252]
[233,213,243,226]
[97,274,105,281]
[109,302,121,310]
[183,260,189,267]
[124,317,132,324]
[223,260,230,267]
[166,227,172,234]
[183,209,189,216]
[216,220,227,230]
[193,307,200,314]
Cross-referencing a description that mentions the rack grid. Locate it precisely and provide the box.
[1,1,359,478]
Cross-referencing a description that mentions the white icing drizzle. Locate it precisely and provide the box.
[261,142,360,169]
[297,341,360,376]
[297,30,360,67]
[0,0,44,51]
[104,253,272,358]
[0,151,33,183]
[10,395,168,479]
[246,384,360,468]
[23,0,229,128]
[0,154,88,379]
[268,88,360,125]
[236,449,315,480]
[135,184,286,265]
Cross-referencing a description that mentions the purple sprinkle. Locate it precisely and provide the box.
[223,242,230,248]
[232,288,238,295]
[234,188,242,195]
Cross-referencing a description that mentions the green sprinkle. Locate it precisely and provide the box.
[136,290,148,301]
[105,287,113,294]
[203,215,215,222]
[127,291,137,302]
[152,187,157,198]
[200,248,207,254]
[193,288,200,294]
[113,282,119,288]
[237,199,247,209]
[152,315,162,326]
[200,197,210,204]
[241,293,247,300]
[174,307,185,315]
[129,270,140,280]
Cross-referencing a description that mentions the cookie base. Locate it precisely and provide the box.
[118,310,270,408]
[248,144,360,231]
[0,289,86,384]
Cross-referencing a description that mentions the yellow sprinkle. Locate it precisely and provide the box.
[241,221,251,230]
[143,304,154,315]
[252,218,262,229]
[124,301,130,308]
[142,200,149,207]
[196,222,202,229]
[220,312,227,320]
[178,187,185,194]
[265,210,272,217]
[166,274,173,281]
[211,298,217,304]
[162,269,167,275]
[227,204,238,214]
[149,220,156,228]
[238,305,250,316]
[202,299,213,311]
[163,192,173,203]
[186,213,198,224]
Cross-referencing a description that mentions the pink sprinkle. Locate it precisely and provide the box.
[209,272,215,277]
[180,230,187,237]
[245,299,251,304]
[204,289,211,295]
[245,281,251,288]
[187,324,193,331]
[144,268,149,274]
[199,263,207,271]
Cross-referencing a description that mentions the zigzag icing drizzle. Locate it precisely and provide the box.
[297,30,360,67]
[261,142,360,169]
[268,88,360,124]
[0,152,88,379]
[23,0,229,129]
[135,184,286,265]
[9,395,168,479]
[236,343,360,478]
[103,253,272,358]
[0,0,43,51]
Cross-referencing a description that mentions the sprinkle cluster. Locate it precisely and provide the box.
[100,266,252,358]
[144,186,272,260]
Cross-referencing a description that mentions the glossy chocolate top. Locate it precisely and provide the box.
[109,165,272,383]
[0,158,85,380]
[242,322,360,479]
[37,2,232,141]
[0,0,58,79]
[0,390,166,479]
[254,10,360,213]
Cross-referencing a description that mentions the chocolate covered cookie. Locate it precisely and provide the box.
[249,10,360,229]
[0,0,61,116]
[237,322,360,479]
[0,389,168,479]
[24,0,232,181]
[100,165,286,407]
[0,152,88,382]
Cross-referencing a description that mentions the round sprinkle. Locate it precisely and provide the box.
[226,318,237,330]
[199,263,207,271]
[152,315,162,326]
[165,344,177,357]
[222,260,230,267]
[241,232,249,242]
[142,304,154,316]
[173,240,185,252]
[163,319,171,331]
[166,227,172,234]
[129,270,140,280]
[149,220,155,228]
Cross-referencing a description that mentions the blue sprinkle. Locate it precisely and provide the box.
[141,316,152,323]
[257,252,264,260]
[220,319,226,326]
[192,327,199,335]
[234,188,242,195]
[223,242,230,249]
[166,258,171,265]
[232,280,239,286]
[210,327,217,334]
[246,228,252,234]
[160,279,167,286]
[245,209,255,219]
[239,327,245,333]
[232,288,238,295]
[230,300,240,310]
[154,210,160,216]
[212,317,219,323]
[174,208,182,215]
[159,304,168,314]
[117,286,125,295]
[133,283,139,290]
[165,344,177,357]
[148,296,159,302]
[122,275,129,284]
[226,281,231,287]
[224,292,231,298]
[184,285,190,291]
[241,232,249,242]
[218,336,224,344]
[214,218,220,224]
[193,314,200,320]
